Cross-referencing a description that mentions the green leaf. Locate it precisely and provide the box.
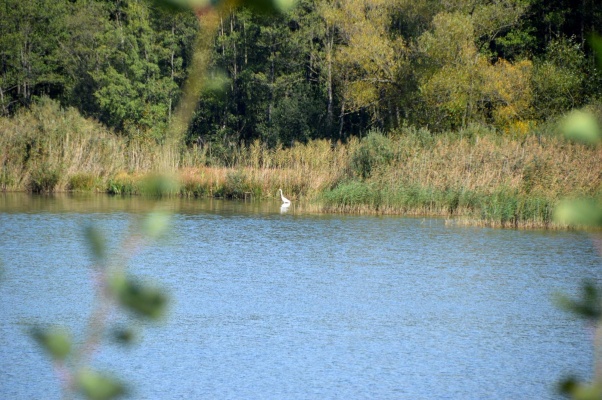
[142,211,171,239]
[76,369,126,400]
[85,225,107,262]
[560,110,602,146]
[151,0,296,13]
[558,376,602,400]
[243,0,296,13]
[271,0,296,12]
[31,326,71,361]
[559,376,579,395]
[554,198,602,227]
[140,174,179,197]
[110,274,168,320]
[154,0,214,8]
[111,326,136,345]
[149,0,213,12]
[203,69,229,95]
[556,280,602,321]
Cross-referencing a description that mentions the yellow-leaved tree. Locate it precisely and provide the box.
[417,1,533,132]
[316,0,408,135]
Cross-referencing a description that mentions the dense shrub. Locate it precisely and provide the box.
[351,130,394,179]
[28,166,60,193]
[68,173,98,192]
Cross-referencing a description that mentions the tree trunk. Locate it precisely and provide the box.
[339,101,345,140]
[326,32,334,132]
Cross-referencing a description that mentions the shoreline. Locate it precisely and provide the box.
[1,102,600,230]
[0,186,588,231]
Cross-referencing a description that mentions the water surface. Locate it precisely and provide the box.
[0,193,600,399]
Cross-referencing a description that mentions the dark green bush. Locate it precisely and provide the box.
[68,173,98,192]
[107,177,137,196]
[29,166,60,193]
[351,130,394,179]
[321,181,379,208]
[219,170,250,199]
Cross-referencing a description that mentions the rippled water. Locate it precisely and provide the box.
[0,193,601,399]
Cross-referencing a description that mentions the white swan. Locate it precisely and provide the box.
[278,188,291,206]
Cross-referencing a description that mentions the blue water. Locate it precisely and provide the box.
[0,194,600,399]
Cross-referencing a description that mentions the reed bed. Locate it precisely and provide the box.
[315,127,600,227]
[0,99,181,192]
[1,100,600,228]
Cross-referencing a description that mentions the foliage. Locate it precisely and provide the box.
[350,130,393,179]
[532,38,587,120]
[2,0,602,142]
[91,1,198,140]
[28,164,60,193]
[561,110,602,146]
[0,0,198,142]
[217,169,252,198]
[552,99,602,399]
[417,11,533,131]
[321,180,378,211]
[0,98,122,191]
[0,0,70,114]
[31,177,174,400]
[68,173,100,192]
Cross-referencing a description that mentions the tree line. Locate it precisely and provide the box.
[1,0,601,150]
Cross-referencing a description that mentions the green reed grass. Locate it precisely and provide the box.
[68,173,100,192]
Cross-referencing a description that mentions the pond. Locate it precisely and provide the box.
[0,193,600,399]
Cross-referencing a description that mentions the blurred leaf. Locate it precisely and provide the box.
[140,174,179,197]
[110,274,168,320]
[149,0,212,12]
[152,0,214,9]
[556,280,602,321]
[270,0,296,12]
[111,326,136,345]
[142,211,171,239]
[150,0,296,13]
[559,376,579,395]
[554,198,602,227]
[558,376,602,400]
[560,110,602,146]
[85,225,107,262]
[76,369,126,400]
[31,326,71,361]
[203,69,229,95]
[240,0,296,13]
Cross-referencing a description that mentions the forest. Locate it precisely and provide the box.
[2,0,602,144]
[1,0,601,227]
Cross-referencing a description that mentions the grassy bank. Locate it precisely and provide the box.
[1,100,600,228]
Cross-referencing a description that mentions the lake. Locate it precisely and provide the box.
[0,193,600,399]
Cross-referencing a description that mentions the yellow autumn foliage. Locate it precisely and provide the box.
[320,0,407,114]
[485,59,533,128]
[419,11,533,130]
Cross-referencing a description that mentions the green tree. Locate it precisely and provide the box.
[92,0,196,139]
[59,0,111,118]
[316,0,408,136]
[531,37,587,120]
[189,3,329,149]
[417,9,532,131]
[0,0,70,114]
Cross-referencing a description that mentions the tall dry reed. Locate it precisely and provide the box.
[0,99,170,192]
[2,100,600,228]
